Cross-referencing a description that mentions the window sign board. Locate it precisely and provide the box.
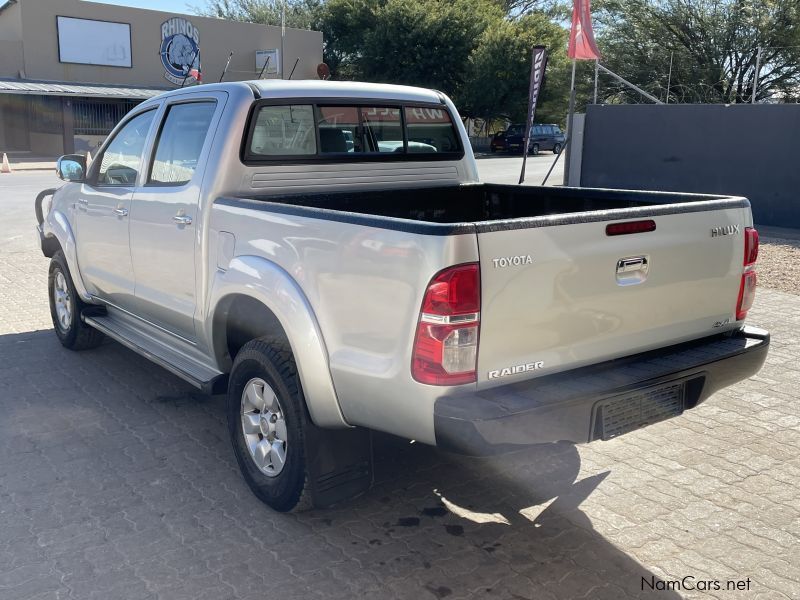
[255,50,280,76]
[57,16,132,68]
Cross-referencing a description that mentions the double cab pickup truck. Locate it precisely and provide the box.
[36,81,769,511]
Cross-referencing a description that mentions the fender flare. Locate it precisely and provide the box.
[208,255,348,429]
[44,208,92,302]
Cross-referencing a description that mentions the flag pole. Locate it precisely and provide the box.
[518,47,548,184]
[563,58,577,186]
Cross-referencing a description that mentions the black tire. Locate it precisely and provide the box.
[553,143,562,154]
[48,251,104,350]
[530,143,540,155]
[227,339,312,512]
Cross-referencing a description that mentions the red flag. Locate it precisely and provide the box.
[189,67,202,82]
[568,0,601,60]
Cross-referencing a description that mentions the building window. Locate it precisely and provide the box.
[29,97,63,134]
[73,99,141,136]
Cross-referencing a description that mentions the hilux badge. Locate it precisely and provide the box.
[711,225,740,237]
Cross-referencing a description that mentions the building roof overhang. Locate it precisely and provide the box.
[0,78,167,100]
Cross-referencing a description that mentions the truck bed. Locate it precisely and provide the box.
[217,183,751,396]
[231,183,746,230]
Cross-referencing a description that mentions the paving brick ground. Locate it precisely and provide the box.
[1,179,798,599]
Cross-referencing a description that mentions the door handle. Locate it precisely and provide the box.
[113,207,129,217]
[173,214,192,226]
[77,198,88,211]
[616,255,649,286]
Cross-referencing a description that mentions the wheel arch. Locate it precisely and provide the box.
[208,256,349,429]
[44,208,92,302]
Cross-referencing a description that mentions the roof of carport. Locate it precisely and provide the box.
[0,78,167,99]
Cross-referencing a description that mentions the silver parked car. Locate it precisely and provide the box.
[36,80,768,511]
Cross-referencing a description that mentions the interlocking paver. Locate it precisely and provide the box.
[1,175,798,598]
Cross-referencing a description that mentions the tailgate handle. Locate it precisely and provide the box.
[616,255,649,286]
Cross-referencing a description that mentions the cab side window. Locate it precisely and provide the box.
[95,109,156,186]
[149,102,217,185]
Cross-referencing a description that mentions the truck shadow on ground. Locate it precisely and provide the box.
[0,330,681,600]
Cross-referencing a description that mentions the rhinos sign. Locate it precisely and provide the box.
[160,17,201,85]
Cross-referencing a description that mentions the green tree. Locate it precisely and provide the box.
[321,0,503,94]
[196,0,323,29]
[460,14,569,126]
[596,0,800,103]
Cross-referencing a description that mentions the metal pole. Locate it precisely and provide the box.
[180,47,199,88]
[563,59,577,186]
[596,63,663,104]
[219,52,233,83]
[593,59,599,104]
[752,46,762,104]
[288,58,299,80]
[542,135,568,186]
[280,0,286,79]
[257,56,271,80]
[666,51,673,104]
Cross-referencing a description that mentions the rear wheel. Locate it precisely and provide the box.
[553,143,562,154]
[530,143,540,156]
[48,251,104,350]
[227,339,312,512]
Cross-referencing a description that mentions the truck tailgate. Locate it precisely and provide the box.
[476,202,751,387]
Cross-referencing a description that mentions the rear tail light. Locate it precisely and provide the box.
[411,263,480,385]
[744,227,759,266]
[736,227,759,321]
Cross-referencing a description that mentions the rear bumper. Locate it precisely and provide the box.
[434,326,770,455]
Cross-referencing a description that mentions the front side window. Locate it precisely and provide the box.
[149,102,216,185]
[95,109,155,186]
[249,104,316,156]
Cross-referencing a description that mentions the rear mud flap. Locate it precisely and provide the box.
[305,425,373,508]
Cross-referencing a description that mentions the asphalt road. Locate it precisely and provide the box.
[0,169,797,600]
[476,153,564,185]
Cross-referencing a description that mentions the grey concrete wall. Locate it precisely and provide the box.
[580,104,800,228]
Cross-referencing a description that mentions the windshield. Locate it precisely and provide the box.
[506,125,525,136]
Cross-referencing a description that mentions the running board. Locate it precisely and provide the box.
[83,313,227,394]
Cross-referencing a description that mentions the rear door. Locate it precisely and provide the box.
[128,96,222,341]
[75,108,157,306]
[476,205,750,387]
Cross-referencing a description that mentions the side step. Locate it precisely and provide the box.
[83,313,227,394]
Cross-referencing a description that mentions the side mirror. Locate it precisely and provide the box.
[56,154,86,183]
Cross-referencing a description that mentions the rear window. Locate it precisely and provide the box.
[245,101,461,161]
[249,104,316,156]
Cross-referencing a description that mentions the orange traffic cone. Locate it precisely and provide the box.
[1,153,11,173]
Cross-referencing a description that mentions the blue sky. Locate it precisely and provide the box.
[92,0,199,15]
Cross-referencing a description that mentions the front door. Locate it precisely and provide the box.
[75,108,157,306]
[128,99,220,342]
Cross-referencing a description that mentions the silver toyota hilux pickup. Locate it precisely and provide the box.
[36,81,769,511]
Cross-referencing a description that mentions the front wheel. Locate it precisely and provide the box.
[48,251,104,350]
[553,143,562,154]
[227,339,312,512]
